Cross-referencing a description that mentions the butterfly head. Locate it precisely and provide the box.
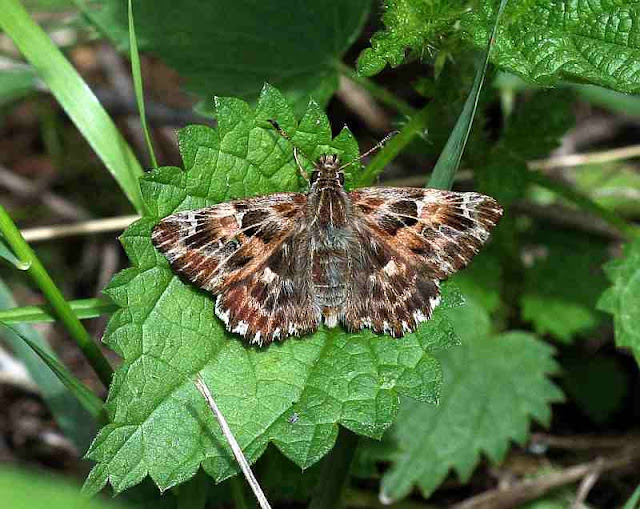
[310,153,345,189]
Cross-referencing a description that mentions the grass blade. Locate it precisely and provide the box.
[428,0,509,190]
[0,205,113,387]
[0,297,118,324]
[0,320,105,421]
[0,279,97,449]
[128,0,158,169]
[0,237,30,270]
[0,0,148,214]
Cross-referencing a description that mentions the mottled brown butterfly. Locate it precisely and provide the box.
[152,122,502,345]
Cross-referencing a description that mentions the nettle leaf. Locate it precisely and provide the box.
[521,230,609,343]
[84,85,460,495]
[598,237,640,361]
[357,0,468,77]
[90,0,370,114]
[379,300,563,503]
[359,0,640,94]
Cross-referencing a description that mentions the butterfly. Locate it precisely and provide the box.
[152,121,503,345]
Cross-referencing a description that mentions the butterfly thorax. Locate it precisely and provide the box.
[306,156,352,323]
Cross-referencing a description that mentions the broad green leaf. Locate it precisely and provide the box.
[0,0,147,214]
[450,249,502,314]
[0,279,96,449]
[521,230,609,343]
[379,300,563,502]
[598,237,640,361]
[84,84,460,495]
[359,1,640,95]
[0,467,127,509]
[86,0,370,114]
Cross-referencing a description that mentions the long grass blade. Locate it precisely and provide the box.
[0,279,98,449]
[0,297,118,324]
[428,0,509,190]
[128,0,158,169]
[0,0,148,214]
[0,320,104,421]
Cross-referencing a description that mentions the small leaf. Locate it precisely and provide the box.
[379,300,563,502]
[598,237,640,361]
[521,230,609,343]
[0,237,30,270]
[87,0,371,114]
[85,84,460,495]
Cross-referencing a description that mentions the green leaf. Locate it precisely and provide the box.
[521,230,609,343]
[0,467,127,509]
[357,0,468,77]
[0,0,147,214]
[87,0,370,114]
[359,0,640,95]
[0,279,97,449]
[379,300,563,502]
[463,1,640,94]
[84,84,460,495]
[0,297,117,324]
[598,237,640,360]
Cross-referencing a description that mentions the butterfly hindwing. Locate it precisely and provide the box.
[342,187,502,336]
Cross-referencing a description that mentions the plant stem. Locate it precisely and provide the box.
[356,104,433,186]
[335,61,416,118]
[0,205,113,387]
[308,427,360,509]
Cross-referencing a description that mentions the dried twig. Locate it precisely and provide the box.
[194,374,272,509]
[531,433,640,451]
[20,215,139,242]
[529,144,640,171]
[452,449,640,509]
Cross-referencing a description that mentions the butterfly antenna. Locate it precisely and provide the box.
[337,130,400,171]
[267,119,308,179]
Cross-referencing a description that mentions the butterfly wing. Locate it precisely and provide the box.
[343,187,502,336]
[152,193,320,344]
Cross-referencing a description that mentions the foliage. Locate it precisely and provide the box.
[83,85,461,495]
[521,230,609,343]
[0,467,126,509]
[599,238,640,361]
[86,0,370,114]
[359,0,640,95]
[377,300,563,502]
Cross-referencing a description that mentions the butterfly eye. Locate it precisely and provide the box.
[310,171,320,183]
[338,173,345,186]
